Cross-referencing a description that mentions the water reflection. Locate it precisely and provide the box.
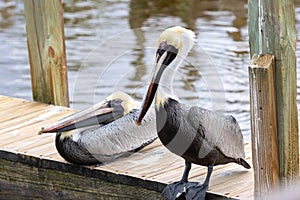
[129,0,247,38]
[0,0,16,29]
[129,0,197,30]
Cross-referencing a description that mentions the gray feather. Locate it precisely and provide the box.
[187,106,245,159]
[78,109,157,163]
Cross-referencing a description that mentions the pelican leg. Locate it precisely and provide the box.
[185,165,214,200]
[161,161,199,200]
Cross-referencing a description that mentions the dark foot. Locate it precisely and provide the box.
[183,165,213,200]
[185,182,209,200]
[161,181,206,200]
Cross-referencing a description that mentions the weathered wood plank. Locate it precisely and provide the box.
[0,95,9,102]
[0,150,232,200]
[0,105,73,133]
[0,158,163,200]
[23,0,69,106]
[0,99,29,111]
[249,54,280,198]
[0,104,51,126]
[248,0,299,186]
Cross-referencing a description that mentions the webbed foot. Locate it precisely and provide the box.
[185,182,209,200]
[161,181,203,200]
[162,164,213,200]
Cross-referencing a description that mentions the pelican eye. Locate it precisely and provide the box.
[107,99,123,108]
[161,45,178,66]
[156,41,168,62]
[157,48,166,57]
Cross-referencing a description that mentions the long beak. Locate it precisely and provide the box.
[136,78,159,126]
[136,45,178,125]
[40,99,124,134]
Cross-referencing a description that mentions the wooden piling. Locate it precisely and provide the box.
[248,0,298,189]
[249,54,280,198]
[24,0,69,107]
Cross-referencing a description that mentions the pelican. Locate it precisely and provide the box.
[39,92,157,165]
[136,26,251,200]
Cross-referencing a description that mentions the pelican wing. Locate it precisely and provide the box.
[78,109,157,163]
[187,106,246,159]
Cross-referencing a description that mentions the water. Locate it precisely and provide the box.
[1,0,300,142]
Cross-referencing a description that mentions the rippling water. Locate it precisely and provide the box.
[1,0,300,141]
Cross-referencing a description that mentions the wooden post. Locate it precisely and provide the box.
[249,54,280,198]
[24,0,69,107]
[248,0,298,187]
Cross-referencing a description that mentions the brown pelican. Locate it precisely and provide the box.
[136,26,251,200]
[39,92,157,165]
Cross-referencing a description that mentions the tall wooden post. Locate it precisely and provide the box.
[24,0,69,107]
[248,0,298,191]
[249,54,280,198]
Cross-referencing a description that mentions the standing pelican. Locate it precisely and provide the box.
[136,26,251,200]
[40,92,157,165]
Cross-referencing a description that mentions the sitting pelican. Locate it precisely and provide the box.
[40,92,157,165]
[136,26,251,200]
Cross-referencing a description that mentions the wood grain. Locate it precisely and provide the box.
[248,0,299,185]
[23,0,69,106]
[249,54,280,198]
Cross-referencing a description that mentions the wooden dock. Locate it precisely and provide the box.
[0,95,254,199]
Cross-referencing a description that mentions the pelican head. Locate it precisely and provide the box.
[40,91,137,135]
[137,26,195,125]
[106,91,137,114]
[157,26,195,62]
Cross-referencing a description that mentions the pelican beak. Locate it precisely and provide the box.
[39,99,125,134]
[136,43,178,125]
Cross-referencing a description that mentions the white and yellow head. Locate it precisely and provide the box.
[137,26,195,124]
[156,26,195,61]
[105,91,137,115]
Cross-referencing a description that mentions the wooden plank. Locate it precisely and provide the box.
[0,98,27,110]
[0,103,51,125]
[0,105,74,133]
[5,135,54,152]
[0,149,231,200]
[96,142,253,197]
[0,158,163,200]
[22,141,56,157]
[248,0,299,186]
[249,54,280,198]
[0,95,9,102]
[210,168,253,191]
[23,0,69,106]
